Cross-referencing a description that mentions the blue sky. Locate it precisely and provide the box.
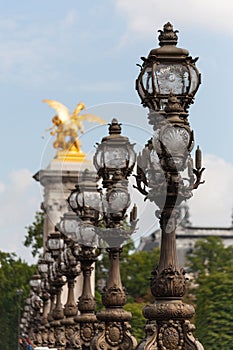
[0,0,233,262]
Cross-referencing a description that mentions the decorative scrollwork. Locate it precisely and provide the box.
[106,322,124,346]
[184,321,205,350]
[158,320,184,350]
[102,284,127,307]
[48,327,55,347]
[151,265,187,298]
[65,324,81,349]
[80,322,95,343]
[144,303,195,323]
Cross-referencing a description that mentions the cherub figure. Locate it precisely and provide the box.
[43,100,105,151]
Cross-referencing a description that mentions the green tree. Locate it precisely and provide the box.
[0,251,35,350]
[188,235,233,277]
[187,236,233,350]
[124,302,147,341]
[24,210,44,258]
[121,248,160,302]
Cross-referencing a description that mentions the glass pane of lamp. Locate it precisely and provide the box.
[64,218,80,236]
[189,65,199,94]
[108,189,129,212]
[154,63,189,95]
[142,68,153,93]
[38,260,48,274]
[128,147,136,168]
[68,191,78,209]
[48,237,64,251]
[84,192,101,209]
[44,251,53,263]
[79,223,97,246]
[104,146,127,168]
[29,275,41,288]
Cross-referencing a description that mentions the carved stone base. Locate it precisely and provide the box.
[62,318,80,350]
[91,309,137,350]
[39,325,48,347]
[136,301,204,350]
[74,313,97,347]
[50,320,66,349]
[34,329,43,347]
[47,325,56,348]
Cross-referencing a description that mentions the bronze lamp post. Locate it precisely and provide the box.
[28,274,42,347]
[67,169,102,349]
[46,231,67,349]
[134,22,205,350]
[37,258,50,347]
[91,119,137,350]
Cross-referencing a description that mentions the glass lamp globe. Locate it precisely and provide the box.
[108,188,130,213]
[93,118,136,179]
[78,222,98,247]
[156,124,192,171]
[38,258,48,275]
[29,274,41,290]
[44,250,52,263]
[58,210,81,242]
[136,22,201,112]
[46,232,64,258]
[68,169,101,223]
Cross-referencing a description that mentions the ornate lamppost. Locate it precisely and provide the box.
[29,274,42,347]
[37,257,50,347]
[134,22,205,350]
[46,231,67,349]
[42,249,57,348]
[67,169,102,349]
[91,119,137,350]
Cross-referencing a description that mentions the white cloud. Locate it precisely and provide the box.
[116,0,233,37]
[132,153,233,245]
[0,182,5,194]
[0,10,84,87]
[9,169,35,191]
[189,154,233,227]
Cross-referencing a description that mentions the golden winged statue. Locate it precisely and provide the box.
[43,99,105,161]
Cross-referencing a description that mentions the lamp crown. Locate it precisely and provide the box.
[108,118,122,135]
[158,22,178,46]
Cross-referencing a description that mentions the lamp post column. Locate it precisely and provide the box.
[91,119,137,350]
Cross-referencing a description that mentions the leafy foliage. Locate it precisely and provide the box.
[124,302,147,341]
[187,236,233,350]
[24,211,44,258]
[188,235,233,277]
[121,248,160,302]
[0,251,35,350]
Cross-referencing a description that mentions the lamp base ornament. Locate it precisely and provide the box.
[136,300,204,350]
[91,310,137,350]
